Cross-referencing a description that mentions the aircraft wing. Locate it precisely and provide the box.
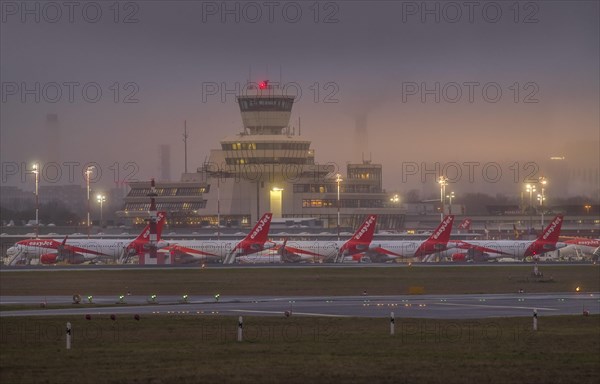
[59,244,106,257]
[270,240,329,262]
[449,240,509,255]
[368,246,405,257]
[165,245,220,259]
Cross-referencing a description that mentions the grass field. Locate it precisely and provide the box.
[1,266,599,383]
[1,265,598,297]
[1,315,599,384]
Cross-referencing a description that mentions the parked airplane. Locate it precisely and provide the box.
[447,215,567,261]
[6,212,167,265]
[160,213,274,264]
[238,214,379,263]
[251,215,455,263]
[351,215,456,262]
[557,237,600,260]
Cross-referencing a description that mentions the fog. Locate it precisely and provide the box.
[1,1,598,199]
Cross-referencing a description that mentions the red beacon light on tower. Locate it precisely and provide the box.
[259,80,269,90]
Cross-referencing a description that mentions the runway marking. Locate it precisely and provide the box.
[229,309,351,317]
[434,303,558,311]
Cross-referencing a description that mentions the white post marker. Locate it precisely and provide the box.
[390,312,395,335]
[66,322,72,350]
[237,316,243,342]
[533,309,538,331]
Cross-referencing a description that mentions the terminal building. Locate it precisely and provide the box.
[118,81,405,229]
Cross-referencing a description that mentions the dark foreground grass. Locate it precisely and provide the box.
[1,315,599,384]
[1,265,599,296]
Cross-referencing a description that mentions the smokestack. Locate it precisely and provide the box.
[159,144,171,181]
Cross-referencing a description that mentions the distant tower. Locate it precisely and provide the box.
[183,121,188,174]
[46,113,60,165]
[159,144,171,182]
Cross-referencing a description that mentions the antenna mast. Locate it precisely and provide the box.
[183,120,189,173]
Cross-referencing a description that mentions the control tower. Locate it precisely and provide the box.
[219,81,315,169]
[238,80,294,134]
[120,80,405,232]
[201,80,333,223]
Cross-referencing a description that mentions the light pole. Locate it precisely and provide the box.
[33,163,39,238]
[207,170,233,240]
[584,204,591,215]
[446,191,455,215]
[96,194,106,227]
[539,176,547,227]
[537,194,546,227]
[438,176,448,221]
[217,177,221,239]
[336,173,343,241]
[85,166,94,238]
[390,194,400,204]
[526,184,536,231]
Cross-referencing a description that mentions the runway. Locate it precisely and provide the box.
[1,261,595,272]
[2,293,598,319]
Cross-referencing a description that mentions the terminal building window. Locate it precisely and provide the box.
[225,157,310,165]
[128,187,206,197]
[302,199,334,208]
[125,201,207,212]
[294,184,310,193]
[127,187,177,197]
[176,187,207,196]
[294,184,337,193]
[128,188,150,197]
[300,199,383,209]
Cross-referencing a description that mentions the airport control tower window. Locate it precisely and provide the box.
[238,97,293,112]
[222,142,310,151]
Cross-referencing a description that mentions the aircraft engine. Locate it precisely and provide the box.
[156,241,169,249]
[451,253,467,262]
[40,253,58,264]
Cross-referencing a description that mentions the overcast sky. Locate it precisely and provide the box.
[1,0,598,199]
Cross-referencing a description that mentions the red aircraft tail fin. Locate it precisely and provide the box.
[339,215,377,256]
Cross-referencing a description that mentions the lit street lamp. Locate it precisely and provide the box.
[390,194,400,204]
[207,170,233,240]
[336,173,343,241]
[438,176,448,221]
[584,204,591,215]
[539,176,547,227]
[537,193,546,226]
[446,191,455,214]
[33,163,39,238]
[85,166,94,238]
[96,194,106,227]
[525,184,536,231]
